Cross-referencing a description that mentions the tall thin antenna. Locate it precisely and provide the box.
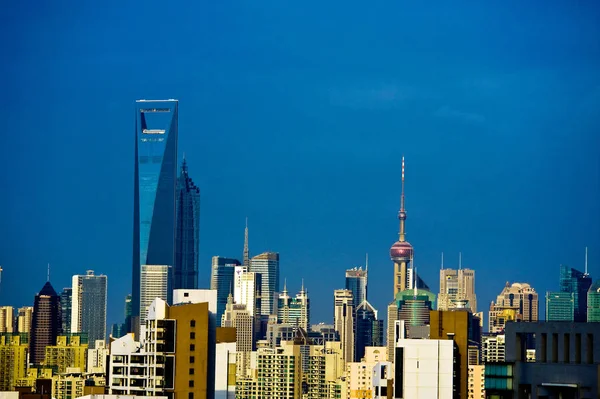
[401,156,405,211]
[585,246,589,275]
[413,254,418,297]
[441,252,444,270]
[459,252,462,270]
[398,156,407,242]
[365,253,369,271]
[47,263,50,282]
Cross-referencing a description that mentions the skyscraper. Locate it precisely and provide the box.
[29,281,62,364]
[251,252,280,316]
[59,288,72,333]
[438,253,477,313]
[559,262,592,322]
[0,306,14,333]
[390,157,414,297]
[243,218,250,268]
[354,300,383,362]
[333,289,354,363]
[132,99,178,328]
[139,264,171,326]
[345,264,367,311]
[174,157,200,290]
[210,256,241,324]
[276,281,310,330]
[71,271,107,347]
[489,282,538,333]
[17,307,33,341]
[545,291,574,321]
[587,280,600,322]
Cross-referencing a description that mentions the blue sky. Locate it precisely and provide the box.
[1,1,599,329]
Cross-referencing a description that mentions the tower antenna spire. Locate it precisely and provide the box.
[459,252,462,270]
[243,218,249,268]
[413,254,418,297]
[398,156,407,242]
[441,252,444,270]
[585,246,589,275]
[47,263,50,282]
[365,253,369,272]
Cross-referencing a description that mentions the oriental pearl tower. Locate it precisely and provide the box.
[390,156,414,297]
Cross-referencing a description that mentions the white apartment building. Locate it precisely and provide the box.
[87,340,109,373]
[394,339,454,399]
[482,334,505,363]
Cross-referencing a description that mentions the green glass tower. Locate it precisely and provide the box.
[588,280,600,322]
[545,291,574,321]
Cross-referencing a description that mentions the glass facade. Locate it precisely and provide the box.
[30,282,62,364]
[588,280,600,322]
[132,100,178,320]
[174,159,200,290]
[250,252,280,316]
[354,301,383,362]
[72,271,107,348]
[559,265,592,322]
[60,288,72,333]
[545,291,574,321]
[345,267,367,309]
[210,257,241,324]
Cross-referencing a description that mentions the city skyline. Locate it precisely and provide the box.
[1,1,600,332]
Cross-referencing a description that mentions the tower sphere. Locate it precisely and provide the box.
[390,241,414,260]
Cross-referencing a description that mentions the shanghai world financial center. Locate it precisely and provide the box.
[131,99,199,333]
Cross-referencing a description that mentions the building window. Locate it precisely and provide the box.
[190,320,196,327]
[190,356,195,363]
[189,381,194,388]
[189,368,194,375]
[188,393,193,399]
[190,344,195,351]
[184,292,189,297]
[190,332,195,339]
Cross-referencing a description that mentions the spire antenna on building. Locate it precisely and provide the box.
[243,218,250,268]
[459,252,462,270]
[47,263,50,282]
[441,252,444,270]
[365,253,369,271]
[398,156,407,242]
[585,246,589,276]
[301,278,305,293]
[413,254,418,298]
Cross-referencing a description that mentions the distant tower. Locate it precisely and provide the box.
[390,157,414,296]
[334,289,354,363]
[29,281,62,365]
[345,260,368,310]
[174,157,201,290]
[139,265,171,327]
[243,218,250,268]
[71,270,107,348]
[251,252,280,316]
[210,256,241,324]
[60,288,72,333]
[438,253,477,313]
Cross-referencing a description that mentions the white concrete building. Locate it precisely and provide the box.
[394,339,454,399]
[215,341,236,399]
[346,347,388,398]
[139,265,170,327]
[482,334,505,363]
[87,339,109,373]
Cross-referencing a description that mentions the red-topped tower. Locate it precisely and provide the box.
[391,156,414,296]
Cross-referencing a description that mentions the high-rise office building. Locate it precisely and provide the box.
[546,291,575,321]
[132,99,179,329]
[71,270,107,347]
[59,288,72,333]
[29,281,62,364]
[0,306,14,332]
[559,262,592,322]
[276,281,310,329]
[354,300,383,362]
[17,306,33,340]
[346,265,368,310]
[174,158,200,290]
[334,289,354,363]
[438,254,477,313]
[243,218,250,268]
[250,252,279,316]
[390,157,414,297]
[210,256,241,323]
[237,271,262,318]
[139,264,170,327]
[489,282,538,333]
[588,280,600,322]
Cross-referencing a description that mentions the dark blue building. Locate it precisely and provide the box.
[355,300,383,362]
[174,158,200,290]
[559,265,592,322]
[131,99,178,329]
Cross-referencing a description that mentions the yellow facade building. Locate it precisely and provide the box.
[0,333,29,391]
[45,334,89,373]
